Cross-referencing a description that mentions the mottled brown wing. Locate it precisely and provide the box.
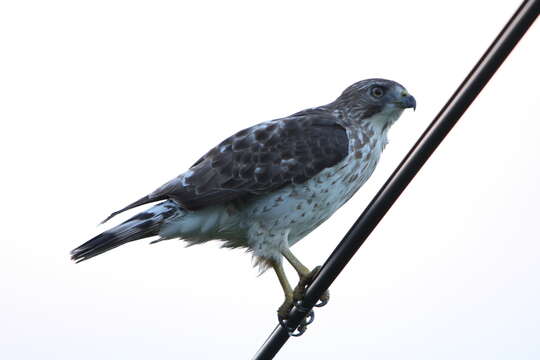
[102,111,349,222]
[164,112,349,209]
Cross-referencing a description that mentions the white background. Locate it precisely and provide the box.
[1,1,539,359]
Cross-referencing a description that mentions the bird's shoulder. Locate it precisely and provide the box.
[191,107,345,166]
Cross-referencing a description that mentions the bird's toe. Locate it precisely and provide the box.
[277,297,294,320]
[293,265,329,306]
[315,289,330,307]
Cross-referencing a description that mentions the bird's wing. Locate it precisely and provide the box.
[102,110,349,223]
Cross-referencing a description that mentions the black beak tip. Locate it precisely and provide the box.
[408,95,417,111]
[397,93,416,111]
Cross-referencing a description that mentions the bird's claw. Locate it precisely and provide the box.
[276,265,330,336]
[277,305,315,337]
[314,290,329,307]
[293,266,330,307]
[277,298,294,320]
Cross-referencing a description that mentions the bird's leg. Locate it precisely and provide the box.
[272,258,315,336]
[281,247,310,278]
[281,248,330,307]
[271,260,294,319]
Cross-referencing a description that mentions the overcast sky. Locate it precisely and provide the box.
[1,1,539,359]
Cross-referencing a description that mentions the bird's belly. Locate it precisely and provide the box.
[243,152,378,247]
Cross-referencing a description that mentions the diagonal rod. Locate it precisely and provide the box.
[253,0,539,358]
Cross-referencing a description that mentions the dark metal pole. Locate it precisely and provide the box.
[253,1,539,358]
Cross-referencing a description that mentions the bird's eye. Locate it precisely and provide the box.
[370,86,385,98]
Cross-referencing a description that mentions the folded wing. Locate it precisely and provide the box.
[103,110,349,223]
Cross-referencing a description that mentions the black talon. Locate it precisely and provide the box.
[276,265,329,337]
[302,310,315,326]
[277,306,314,337]
[293,265,330,308]
[292,323,307,337]
[314,298,328,307]
[293,300,315,326]
[277,313,289,331]
[277,314,307,337]
[293,299,309,312]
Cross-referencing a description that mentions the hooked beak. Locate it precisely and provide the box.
[396,91,416,111]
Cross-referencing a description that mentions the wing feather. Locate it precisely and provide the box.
[103,110,349,222]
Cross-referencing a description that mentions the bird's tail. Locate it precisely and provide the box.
[71,200,180,263]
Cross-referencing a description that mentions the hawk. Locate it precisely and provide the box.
[71,78,416,320]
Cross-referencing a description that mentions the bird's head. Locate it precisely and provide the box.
[334,78,416,125]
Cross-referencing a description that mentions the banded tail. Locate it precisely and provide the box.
[71,200,179,263]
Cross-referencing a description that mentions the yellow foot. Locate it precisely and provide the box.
[277,296,315,337]
[293,266,330,307]
[277,297,294,319]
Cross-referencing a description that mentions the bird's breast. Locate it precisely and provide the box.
[241,138,384,246]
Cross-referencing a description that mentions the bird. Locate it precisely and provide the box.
[71,78,416,321]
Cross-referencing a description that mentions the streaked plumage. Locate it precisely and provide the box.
[71,78,416,318]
